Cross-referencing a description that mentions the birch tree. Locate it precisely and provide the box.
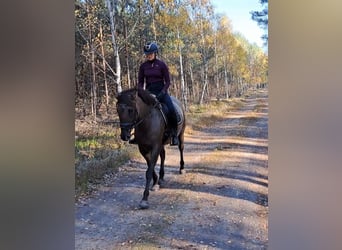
[105,0,122,93]
[216,15,234,99]
[188,0,215,104]
[155,0,192,109]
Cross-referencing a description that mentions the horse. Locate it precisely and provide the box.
[116,88,186,209]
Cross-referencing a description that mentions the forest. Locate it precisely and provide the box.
[75,0,268,119]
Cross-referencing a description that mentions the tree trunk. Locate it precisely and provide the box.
[106,0,122,94]
[199,15,208,105]
[199,62,208,105]
[99,23,109,113]
[214,36,219,100]
[123,14,131,89]
[151,1,157,42]
[224,60,229,100]
[114,49,122,93]
[90,47,97,119]
[188,63,194,103]
[86,2,97,120]
[177,29,187,110]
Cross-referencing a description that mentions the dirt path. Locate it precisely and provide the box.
[75,88,268,250]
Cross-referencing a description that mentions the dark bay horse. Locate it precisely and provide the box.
[116,88,186,209]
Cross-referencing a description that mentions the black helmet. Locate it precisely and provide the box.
[143,42,158,55]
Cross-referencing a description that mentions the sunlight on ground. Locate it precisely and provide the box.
[186,135,267,147]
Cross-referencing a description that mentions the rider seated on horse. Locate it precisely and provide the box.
[129,41,179,146]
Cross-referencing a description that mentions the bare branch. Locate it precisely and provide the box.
[76,25,118,78]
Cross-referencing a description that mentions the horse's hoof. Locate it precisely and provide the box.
[151,184,160,191]
[139,200,149,209]
[180,169,186,174]
[158,179,165,187]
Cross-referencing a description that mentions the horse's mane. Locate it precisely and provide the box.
[117,88,157,106]
[137,88,158,106]
[117,88,136,105]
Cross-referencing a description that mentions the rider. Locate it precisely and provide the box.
[129,41,179,146]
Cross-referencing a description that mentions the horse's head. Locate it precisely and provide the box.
[116,89,138,141]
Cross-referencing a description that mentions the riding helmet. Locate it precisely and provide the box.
[143,42,158,55]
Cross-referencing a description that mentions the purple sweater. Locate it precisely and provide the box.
[138,59,171,93]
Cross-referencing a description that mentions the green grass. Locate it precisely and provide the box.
[76,138,101,150]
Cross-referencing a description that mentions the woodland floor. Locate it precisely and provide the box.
[75,88,268,250]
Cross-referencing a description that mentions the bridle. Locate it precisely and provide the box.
[116,100,160,132]
[116,103,139,131]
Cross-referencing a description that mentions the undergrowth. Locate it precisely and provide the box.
[75,120,138,198]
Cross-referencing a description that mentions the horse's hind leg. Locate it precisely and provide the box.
[178,132,185,174]
[158,146,166,186]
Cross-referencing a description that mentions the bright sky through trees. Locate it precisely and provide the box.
[211,0,265,48]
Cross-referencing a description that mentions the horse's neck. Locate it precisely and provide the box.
[136,97,153,118]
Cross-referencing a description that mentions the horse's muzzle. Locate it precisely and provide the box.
[120,128,132,141]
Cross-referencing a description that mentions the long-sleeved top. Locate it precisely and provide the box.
[137,58,171,94]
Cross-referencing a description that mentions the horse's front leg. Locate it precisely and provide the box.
[139,147,160,209]
[140,165,153,209]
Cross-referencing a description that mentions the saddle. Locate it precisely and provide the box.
[155,97,184,137]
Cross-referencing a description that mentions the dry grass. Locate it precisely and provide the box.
[75,119,139,198]
[185,97,244,134]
